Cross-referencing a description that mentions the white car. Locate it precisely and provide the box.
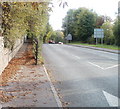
[58,42,63,44]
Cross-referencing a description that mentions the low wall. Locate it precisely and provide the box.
[0,36,25,75]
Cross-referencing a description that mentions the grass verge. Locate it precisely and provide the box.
[70,42,119,50]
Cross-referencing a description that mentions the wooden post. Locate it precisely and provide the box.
[96,38,98,45]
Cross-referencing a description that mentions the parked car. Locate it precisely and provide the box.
[48,40,55,44]
[58,42,63,44]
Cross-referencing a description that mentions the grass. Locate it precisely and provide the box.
[70,42,120,50]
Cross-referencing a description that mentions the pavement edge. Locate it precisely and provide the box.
[43,65,63,108]
[68,44,120,54]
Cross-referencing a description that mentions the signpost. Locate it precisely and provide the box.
[66,34,72,43]
[94,29,104,45]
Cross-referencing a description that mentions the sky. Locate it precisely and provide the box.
[49,0,119,30]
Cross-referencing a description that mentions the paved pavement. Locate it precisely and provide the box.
[42,44,119,107]
[0,43,58,108]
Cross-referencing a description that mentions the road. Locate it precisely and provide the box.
[42,44,119,107]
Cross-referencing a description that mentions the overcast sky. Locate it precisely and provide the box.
[49,0,119,30]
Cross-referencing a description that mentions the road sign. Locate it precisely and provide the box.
[66,34,72,41]
[94,29,104,38]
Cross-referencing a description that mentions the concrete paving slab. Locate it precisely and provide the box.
[0,43,59,108]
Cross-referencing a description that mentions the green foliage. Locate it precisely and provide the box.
[77,9,96,42]
[62,7,117,45]
[101,21,115,45]
[113,18,120,46]
[43,23,53,43]
[71,42,119,50]
[62,8,96,42]
[55,30,64,43]
[49,30,64,43]
[87,35,95,44]
[1,2,50,49]
[50,31,56,41]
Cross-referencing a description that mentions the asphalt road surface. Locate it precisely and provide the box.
[42,44,119,107]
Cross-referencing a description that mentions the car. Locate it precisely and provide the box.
[48,40,55,44]
[58,42,63,44]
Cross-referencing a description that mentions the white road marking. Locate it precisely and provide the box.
[88,62,119,70]
[88,62,104,69]
[74,56,81,59]
[43,65,63,108]
[103,90,119,107]
[104,64,119,70]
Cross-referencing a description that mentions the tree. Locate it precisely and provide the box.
[62,8,96,42]
[103,15,112,22]
[49,30,64,43]
[43,23,53,43]
[95,16,104,28]
[101,21,114,45]
[113,18,120,46]
[62,9,75,37]
[2,2,50,49]
[55,30,64,43]
[76,8,96,42]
